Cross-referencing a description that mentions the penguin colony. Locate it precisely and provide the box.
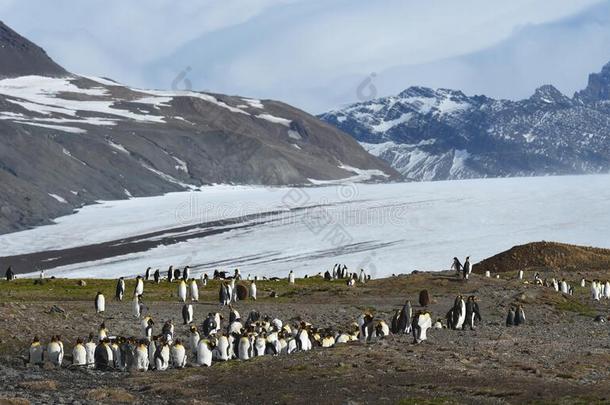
[22,262,609,371]
[22,263,479,371]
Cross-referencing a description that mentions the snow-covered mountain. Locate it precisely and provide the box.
[0,21,398,234]
[319,65,610,181]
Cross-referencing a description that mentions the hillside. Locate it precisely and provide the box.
[0,21,67,78]
[473,241,610,274]
[319,63,610,181]
[0,21,399,234]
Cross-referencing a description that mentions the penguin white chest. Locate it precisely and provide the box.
[238,338,251,360]
[171,345,187,368]
[197,341,213,366]
[96,295,105,313]
[190,281,199,301]
[190,333,200,355]
[155,346,170,370]
[254,337,266,356]
[135,280,144,296]
[215,337,230,361]
[456,301,466,328]
[132,299,141,318]
[178,282,187,302]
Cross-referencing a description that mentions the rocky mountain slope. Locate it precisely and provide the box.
[0,21,398,234]
[319,64,610,181]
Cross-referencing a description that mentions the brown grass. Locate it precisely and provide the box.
[473,241,610,274]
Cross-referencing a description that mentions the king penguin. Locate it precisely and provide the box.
[154,340,170,371]
[28,336,44,366]
[397,300,413,334]
[506,306,515,326]
[47,335,64,367]
[95,292,105,314]
[72,337,87,366]
[447,295,466,330]
[190,279,199,302]
[115,277,125,301]
[94,338,113,370]
[289,270,295,285]
[412,311,432,344]
[197,339,214,366]
[464,295,482,330]
[514,304,526,326]
[182,303,194,325]
[133,295,143,318]
[254,335,266,357]
[85,333,96,368]
[189,325,200,356]
[144,318,154,342]
[171,339,187,368]
[219,282,231,307]
[250,281,257,301]
[238,335,251,360]
[214,335,230,361]
[98,322,109,340]
[134,275,144,297]
[111,338,123,370]
[178,279,187,303]
[134,339,149,371]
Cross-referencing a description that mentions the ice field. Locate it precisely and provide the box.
[2,174,609,279]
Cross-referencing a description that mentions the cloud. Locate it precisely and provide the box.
[0,0,606,111]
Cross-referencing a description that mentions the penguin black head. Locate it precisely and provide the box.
[88,332,94,342]
[76,337,83,345]
[32,336,40,343]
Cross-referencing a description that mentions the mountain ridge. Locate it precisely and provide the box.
[0,22,398,234]
[319,62,610,181]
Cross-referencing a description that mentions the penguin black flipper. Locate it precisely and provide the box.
[182,305,188,325]
[474,302,482,322]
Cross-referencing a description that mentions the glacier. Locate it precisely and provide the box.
[1,174,608,279]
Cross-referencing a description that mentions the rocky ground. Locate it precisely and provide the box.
[1,267,610,405]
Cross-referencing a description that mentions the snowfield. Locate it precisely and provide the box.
[2,174,609,279]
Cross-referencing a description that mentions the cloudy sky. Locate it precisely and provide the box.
[1,0,610,112]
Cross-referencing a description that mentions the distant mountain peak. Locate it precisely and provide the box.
[529,85,572,106]
[574,60,610,104]
[0,21,68,78]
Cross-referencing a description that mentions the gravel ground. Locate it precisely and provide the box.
[1,271,610,404]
